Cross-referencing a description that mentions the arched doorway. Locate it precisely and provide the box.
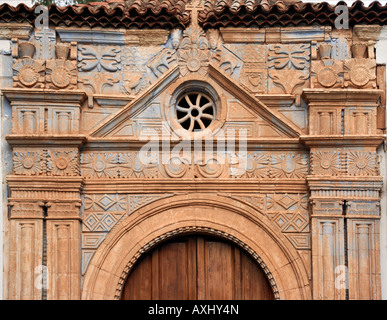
[121,235,274,300]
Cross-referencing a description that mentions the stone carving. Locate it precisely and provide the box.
[196,157,224,178]
[230,152,308,179]
[80,153,119,179]
[78,45,121,72]
[311,43,344,88]
[207,28,241,76]
[239,44,266,93]
[83,212,125,232]
[343,43,376,89]
[346,151,378,176]
[178,24,209,77]
[13,150,44,176]
[230,152,270,178]
[268,44,310,70]
[13,42,45,89]
[270,153,309,179]
[120,47,151,95]
[146,29,181,79]
[164,156,190,178]
[118,152,159,179]
[267,193,309,212]
[46,44,77,90]
[269,70,309,94]
[268,43,310,96]
[311,150,341,176]
[34,27,56,60]
[84,194,127,212]
[47,150,80,176]
[147,48,177,78]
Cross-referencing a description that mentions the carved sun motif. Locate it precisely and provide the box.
[311,151,341,175]
[47,150,79,176]
[344,58,376,88]
[81,153,118,178]
[270,154,308,179]
[13,58,45,88]
[178,48,209,77]
[235,152,270,179]
[347,151,377,176]
[118,152,159,178]
[13,151,42,175]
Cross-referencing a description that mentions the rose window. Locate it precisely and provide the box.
[175,92,215,132]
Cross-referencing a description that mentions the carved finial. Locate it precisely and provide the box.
[186,0,204,27]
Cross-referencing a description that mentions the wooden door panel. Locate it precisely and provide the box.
[121,235,274,300]
[197,237,235,300]
[240,250,274,300]
[156,239,195,300]
[121,252,152,300]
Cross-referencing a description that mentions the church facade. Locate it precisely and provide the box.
[0,0,386,300]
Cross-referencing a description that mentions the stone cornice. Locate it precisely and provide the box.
[2,88,87,104]
[300,135,386,148]
[302,88,383,105]
[307,176,383,200]
[81,178,308,194]
[7,175,84,195]
[5,134,87,147]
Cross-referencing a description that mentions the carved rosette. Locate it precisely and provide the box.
[346,151,378,176]
[177,25,210,77]
[311,60,343,88]
[13,58,45,89]
[118,153,159,179]
[344,58,376,88]
[311,150,341,175]
[46,59,77,90]
[47,150,80,176]
[13,151,43,175]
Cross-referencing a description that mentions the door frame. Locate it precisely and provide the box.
[81,194,311,300]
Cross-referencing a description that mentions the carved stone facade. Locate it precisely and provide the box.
[0,1,386,300]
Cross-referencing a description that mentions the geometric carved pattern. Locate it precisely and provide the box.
[80,151,309,180]
[266,193,309,233]
[82,212,125,232]
[231,152,309,179]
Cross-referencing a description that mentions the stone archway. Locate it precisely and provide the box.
[81,194,311,300]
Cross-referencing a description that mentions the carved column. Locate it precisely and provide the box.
[346,200,381,299]
[4,47,86,298]
[7,201,43,300]
[309,199,345,299]
[303,58,384,300]
[304,41,384,299]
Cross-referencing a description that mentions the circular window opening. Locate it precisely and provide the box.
[176,92,216,132]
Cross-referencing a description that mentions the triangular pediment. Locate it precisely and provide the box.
[89,64,302,139]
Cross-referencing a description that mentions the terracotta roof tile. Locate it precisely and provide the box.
[0,1,385,29]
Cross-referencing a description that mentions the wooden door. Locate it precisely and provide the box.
[121,235,274,300]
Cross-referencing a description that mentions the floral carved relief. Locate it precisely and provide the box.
[346,151,378,176]
[78,45,121,72]
[311,150,342,176]
[13,151,44,176]
[268,43,310,95]
[311,44,344,89]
